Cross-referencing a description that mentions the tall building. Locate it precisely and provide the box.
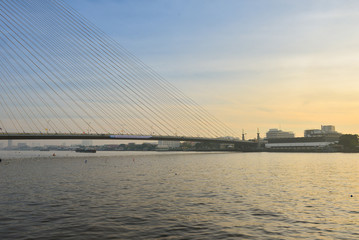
[266,129,295,139]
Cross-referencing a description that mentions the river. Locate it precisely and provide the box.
[0,151,358,239]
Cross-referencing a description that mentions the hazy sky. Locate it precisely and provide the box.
[64,0,359,138]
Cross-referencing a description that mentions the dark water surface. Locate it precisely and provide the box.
[1,151,359,239]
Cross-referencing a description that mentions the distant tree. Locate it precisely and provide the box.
[194,142,220,150]
[339,134,358,150]
[181,142,193,150]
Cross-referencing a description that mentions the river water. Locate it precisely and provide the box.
[0,151,358,239]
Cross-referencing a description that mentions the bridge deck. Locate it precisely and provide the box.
[0,133,254,145]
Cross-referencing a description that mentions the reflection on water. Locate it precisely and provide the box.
[1,151,359,239]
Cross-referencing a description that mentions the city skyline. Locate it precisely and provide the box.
[64,0,359,138]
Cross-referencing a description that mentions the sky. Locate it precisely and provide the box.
[63,0,359,138]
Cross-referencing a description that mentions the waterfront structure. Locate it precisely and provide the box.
[266,125,341,151]
[266,129,295,139]
[265,137,337,151]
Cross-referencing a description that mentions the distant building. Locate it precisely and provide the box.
[304,125,340,138]
[18,143,28,149]
[304,129,323,137]
[266,129,295,139]
[32,143,41,147]
[216,136,240,141]
[266,125,341,151]
[322,125,335,133]
[265,137,337,151]
[7,140,13,149]
[216,136,239,149]
[157,140,180,150]
[82,140,93,146]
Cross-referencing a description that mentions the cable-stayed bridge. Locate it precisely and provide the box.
[0,0,253,149]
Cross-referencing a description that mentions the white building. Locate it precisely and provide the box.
[82,140,93,146]
[266,125,340,151]
[304,125,340,137]
[157,140,180,150]
[321,125,335,133]
[266,129,295,139]
[304,129,323,137]
[265,141,333,149]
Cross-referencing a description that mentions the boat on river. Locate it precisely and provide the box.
[75,148,96,153]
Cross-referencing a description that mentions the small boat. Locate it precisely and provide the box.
[75,148,96,153]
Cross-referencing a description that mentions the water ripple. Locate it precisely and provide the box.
[1,152,359,239]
